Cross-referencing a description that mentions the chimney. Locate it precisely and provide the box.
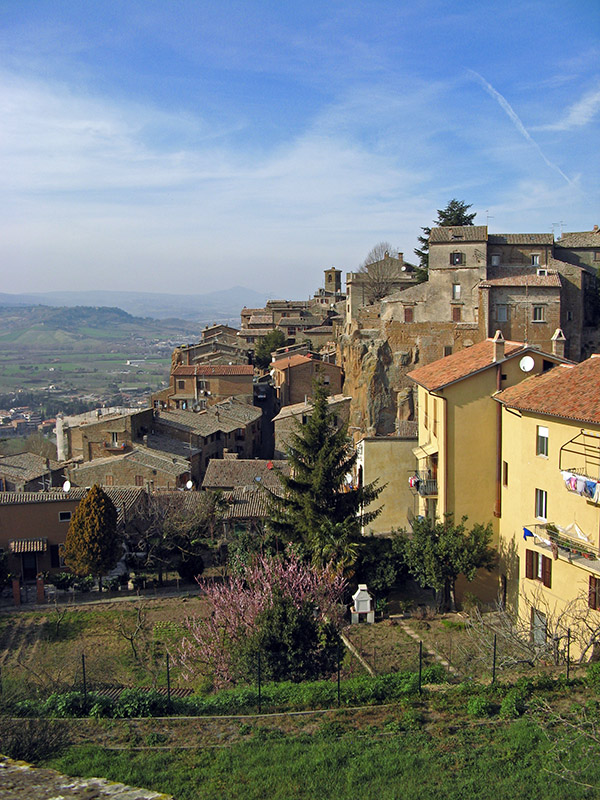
[492,330,505,362]
[551,328,567,358]
[593,224,599,233]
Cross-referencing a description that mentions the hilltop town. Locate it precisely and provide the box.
[3,213,600,796]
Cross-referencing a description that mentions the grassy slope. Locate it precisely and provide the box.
[47,717,596,800]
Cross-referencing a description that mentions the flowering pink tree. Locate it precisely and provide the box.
[174,549,346,688]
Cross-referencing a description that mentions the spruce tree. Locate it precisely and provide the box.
[63,484,120,589]
[269,381,383,566]
[414,198,476,280]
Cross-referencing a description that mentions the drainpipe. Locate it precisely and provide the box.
[494,363,502,518]
[431,390,447,519]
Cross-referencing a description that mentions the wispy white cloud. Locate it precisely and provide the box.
[535,84,600,131]
[467,70,573,186]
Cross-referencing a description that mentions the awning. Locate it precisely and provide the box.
[412,442,438,459]
[9,538,48,554]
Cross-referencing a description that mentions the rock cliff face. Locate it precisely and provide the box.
[339,316,483,435]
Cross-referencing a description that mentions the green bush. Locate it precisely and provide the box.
[499,689,527,719]
[114,689,170,718]
[45,691,90,718]
[73,575,95,592]
[467,695,496,718]
[586,662,600,689]
[48,571,76,591]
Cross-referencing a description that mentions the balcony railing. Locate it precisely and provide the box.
[531,522,600,569]
[409,471,438,497]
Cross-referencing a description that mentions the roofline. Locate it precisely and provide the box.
[409,345,571,392]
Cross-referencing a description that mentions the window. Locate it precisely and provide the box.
[531,254,540,266]
[491,254,500,266]
[536,426,549,457]
[532,306,545,322]
[590,575,600,610]
[496,305,508,322]
[452,307,462,322]
[323,375,330,384]
[536,268,548,277]
[135,475,144,486]
[452,284,461,300]
[594,251,600,262]
[58,511,71,523]
[535,488,547,520]
[450,252,465,266]
[502,461,508,487]
[111,432,119,446]
[178,380,185,390]
[566,310,573,321]
[404,306,414,323]
[443,345,453,357]
[525,549,552,588]
[105,475,114,486]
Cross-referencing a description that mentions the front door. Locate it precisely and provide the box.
[21,553,37,582]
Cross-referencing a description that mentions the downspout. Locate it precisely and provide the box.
[431,390,448,519]
[494,364,502,518]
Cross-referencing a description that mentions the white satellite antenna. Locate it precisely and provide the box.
[62,480,71,493]
[186,480,193,490]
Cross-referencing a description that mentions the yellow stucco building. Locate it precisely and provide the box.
[495,355,600,659]
[408,331,568,602]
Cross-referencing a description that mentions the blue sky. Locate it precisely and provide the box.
[1,0,599,298]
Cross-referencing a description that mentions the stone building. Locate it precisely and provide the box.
[0,453,64,492]
[272,394,351,458]
[272,354,343,406]
[152,364,254,411]
[340,224,600,436]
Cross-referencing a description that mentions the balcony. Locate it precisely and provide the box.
[409,470,438,497]
[531,522,600,572]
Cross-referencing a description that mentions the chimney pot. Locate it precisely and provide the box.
[492,330,505,362]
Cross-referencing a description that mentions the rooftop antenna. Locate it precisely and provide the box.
[485,210,494,227]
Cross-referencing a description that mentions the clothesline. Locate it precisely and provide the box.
[561,470,600,504]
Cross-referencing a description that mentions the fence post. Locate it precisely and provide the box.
[492,633,497,684]
[418,641,423,695]
[81,652,87,702]
[337,641,341,708]
[566,628,571,681]
[166,652,171,708]
[257,652,262,714]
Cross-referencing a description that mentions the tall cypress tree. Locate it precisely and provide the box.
[63,484,120,589]
[269,381,383,566]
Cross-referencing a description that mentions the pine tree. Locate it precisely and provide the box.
[269,381,383,566]
[414,199,477,280]
[63,484,120,589]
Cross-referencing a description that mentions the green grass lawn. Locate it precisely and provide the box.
[46,717,598,800]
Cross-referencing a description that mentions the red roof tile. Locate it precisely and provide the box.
[272,354,313,370]
[495,355,600,425]
[480,267,562,288]
[172,364,253,377]
[408,339,529,391]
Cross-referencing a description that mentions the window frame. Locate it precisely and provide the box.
[58,511,72,523]
[496,304,508,323]
[452,283,461,301]
[535,488,548,521]
[532,305,546,323]
[525,549,552,588]
[536,426,549,458]
[450,251,465,266]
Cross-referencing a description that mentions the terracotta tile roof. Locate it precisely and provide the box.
[0,452,62,482]
[430,226,488,243]
[272,354,313,370]
[221,486,272,519]
[408,339,530,391]
[157,401,261,438]
[172,364,253,377]
[480,267,562,288]
[488,233,554,245]
[272,394,351,422]
[495,355,600,425]
[556,230,600,248]
[0,487,145,525]
[9,537,47,553]
[202,458,289,490]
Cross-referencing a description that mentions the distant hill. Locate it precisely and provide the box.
[0,305,206,349]
[0,286,269,322]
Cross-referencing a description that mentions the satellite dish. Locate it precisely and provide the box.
[62,480,71,493]
[254,476,262,482]
[186,480,193,490]
[519,355,535,373]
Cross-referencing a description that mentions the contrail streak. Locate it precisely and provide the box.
[468,70,572,185]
